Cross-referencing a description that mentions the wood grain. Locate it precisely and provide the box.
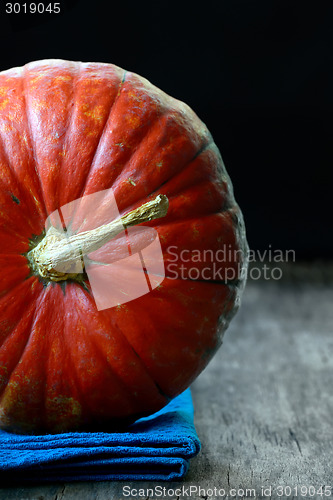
[1,264,332,499]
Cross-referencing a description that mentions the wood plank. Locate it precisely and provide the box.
[1,270,332,499]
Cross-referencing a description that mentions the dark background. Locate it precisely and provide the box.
[0,0,332,259]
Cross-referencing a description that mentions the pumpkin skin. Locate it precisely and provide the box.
[0,60,248,433]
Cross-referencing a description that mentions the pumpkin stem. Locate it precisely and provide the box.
[27,194,169,282]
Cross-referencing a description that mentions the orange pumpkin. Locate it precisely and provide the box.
[0,60,248,433]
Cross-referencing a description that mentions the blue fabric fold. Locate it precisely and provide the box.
[0,389,200,483]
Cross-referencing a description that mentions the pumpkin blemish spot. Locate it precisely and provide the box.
[11,194,20,205]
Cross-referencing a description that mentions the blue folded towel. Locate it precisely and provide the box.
[0,388,200,483]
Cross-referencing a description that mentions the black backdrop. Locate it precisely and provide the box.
[0,0,332,259]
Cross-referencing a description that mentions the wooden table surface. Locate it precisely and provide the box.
[1,264,333,500]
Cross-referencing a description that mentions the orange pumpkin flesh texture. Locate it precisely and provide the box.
[0,60,248,433]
